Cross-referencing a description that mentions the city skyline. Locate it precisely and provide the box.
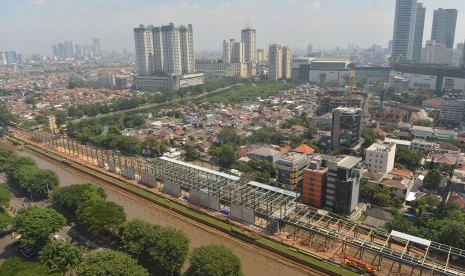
[1,0,465,55]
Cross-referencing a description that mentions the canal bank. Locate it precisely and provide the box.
[3,136,356,276]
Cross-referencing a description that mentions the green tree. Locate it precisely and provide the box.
[439,221,465,248]
[212,144,236,168]
[423,169,442,191]
[14,206,66,250]
[184,145,200,161]
[51,183,106,219]
[395,147,423,171]
[218,128,243,146]
[0,148,16,172]
[0,256,61,276]
[75,249,149,276]
[39,240,85,273]
[77,200,126,238]
[120,220,190,276]
[185,245,243,276]
[0,102,17,128]
[0,184,11,208]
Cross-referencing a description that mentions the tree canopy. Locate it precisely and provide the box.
[0,256,60,276]
[75,249,149,276]
[14,206,66,250]
[39,240,85,273]
[422,169,442,191]
[120,220,190,276]
[212,144,236,168]
[77,200,126,238]
[0,184,11,208]
[51,183,106,219]
[185,245,243,276]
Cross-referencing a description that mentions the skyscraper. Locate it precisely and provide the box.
[431,8,458,49]
[268,44,292,81]
[134,23,194,76]
[241,27,256,63]
[133,23,203,91]
[223,39,243,63]
[282,46,292,80]
[268,44,282,81]
[391,0,425,62]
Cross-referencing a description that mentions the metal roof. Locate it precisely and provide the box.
[390,230,431,247]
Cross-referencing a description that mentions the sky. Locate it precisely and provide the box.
[1,0,465,55]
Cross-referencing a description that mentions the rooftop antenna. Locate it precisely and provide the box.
[246,18,251,29]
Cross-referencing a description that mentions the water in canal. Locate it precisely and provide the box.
[0,141,311,276]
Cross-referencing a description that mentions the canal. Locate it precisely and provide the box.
[1,141,314,276]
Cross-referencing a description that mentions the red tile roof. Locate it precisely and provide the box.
[293,144,315,155]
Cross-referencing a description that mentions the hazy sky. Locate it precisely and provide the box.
[1,0,465,55]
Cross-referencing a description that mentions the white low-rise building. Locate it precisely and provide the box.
[365,142,396,174]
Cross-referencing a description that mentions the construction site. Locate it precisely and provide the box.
[15,130,465,276]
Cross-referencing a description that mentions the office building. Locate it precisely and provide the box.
[391,0,425,62]
[195,60,248,77]
[316,91,368,116]
[440,91,465,124]
[276,153,308,191]
[431,8,457,49]
[331,107,363,153]
[365,142,396,174]
[268,44,292,80]
[326,156,362,216]
[423,40,453,64]
[256,49,267,64]
[133,23,203,91]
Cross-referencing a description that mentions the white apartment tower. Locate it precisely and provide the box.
[241,27,256,63]
[269,44,292,80]
[282,46,292,80]
[269,44,282,81]
[365,142,396,174]
[134,25,155,76]
[223,39,243,63]
[134,23,195,76]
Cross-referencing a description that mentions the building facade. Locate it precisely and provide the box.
[134,23,202,91]
[241,27,256,63]
[302,159,327,209]
[423,40,453,64]
[276,153,308,191]
[268,44,292,80]
[326,156,362,216]
[365,142,396,174]
[431,8,458,49]
[391,0,425,62]
[331,107,363,152]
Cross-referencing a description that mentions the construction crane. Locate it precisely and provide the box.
[347,63,356,108]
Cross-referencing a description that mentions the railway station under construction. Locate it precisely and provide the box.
[22,132,465,275]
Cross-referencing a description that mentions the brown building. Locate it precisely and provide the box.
[302,160,327,208]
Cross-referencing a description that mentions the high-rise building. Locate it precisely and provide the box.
[431,8,458,49]
[326,156,361,216]
[268,44,292,80]
[241,27,256,63]
[223,39,243,63]
[134,25,155,76]
[256,49,267,64]
[302,159,327,208]
[391,0,425,62]
[275,153,308,191]
[133,23,203,91]
[423,40,453,64]
[282,46,292,80]
[331,107,363,152]
[268,44,282,80]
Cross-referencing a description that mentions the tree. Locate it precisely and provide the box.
[120,220,190,276]
[423,169,442,191]
[0,102,17,128]
[0,148,16,172]
[77,200,126,238]
[51,183,106,219]
[75,249,148,276]
[0,184,11,208]
[395,147,423,171]
[184,145,200,161]
[39,240,85,273]
[212,144,236,168]
[218,128,243,146]
[439,221,465,248]
[14,206,66,250]
[0,256,61,276]
[185,245,243,276]
[15,166,59,200]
